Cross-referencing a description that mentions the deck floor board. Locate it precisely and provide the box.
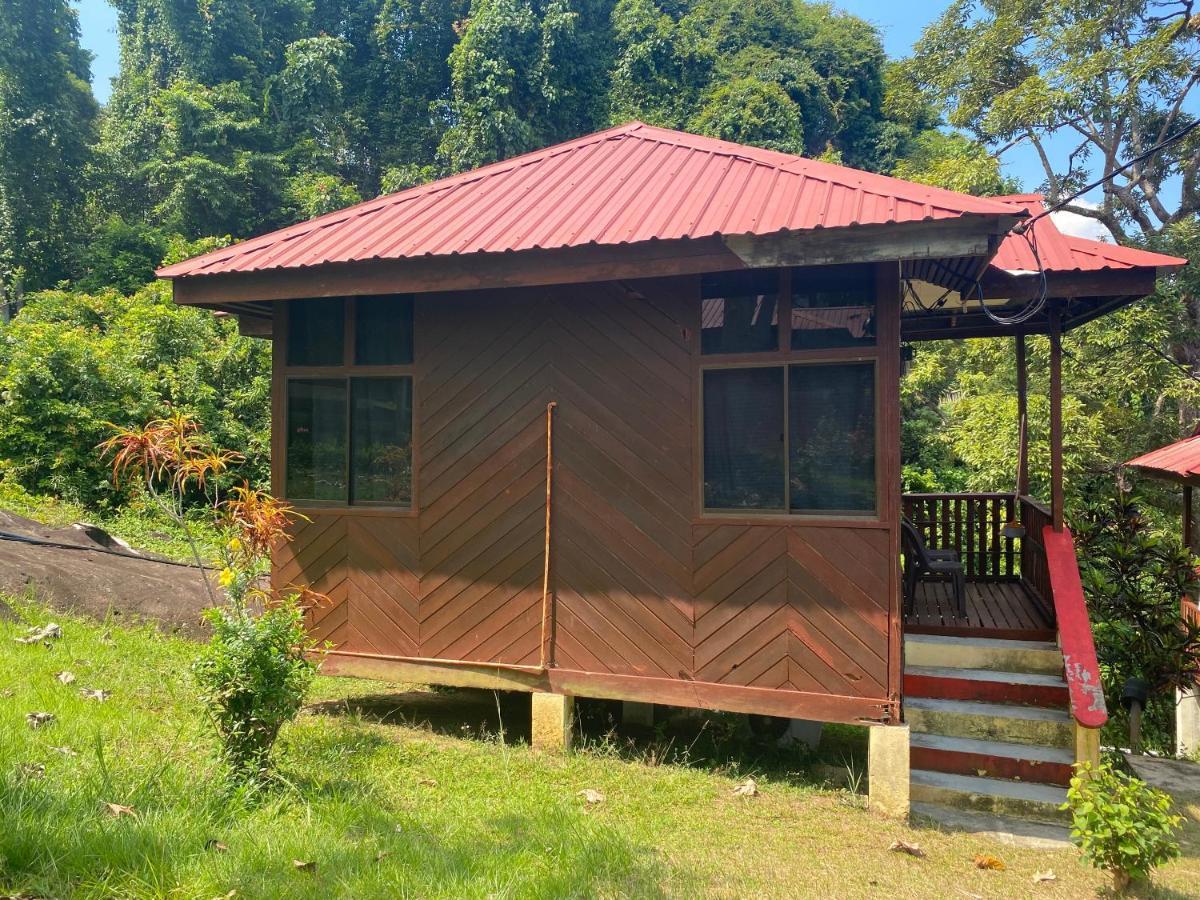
[904,579,1054,640]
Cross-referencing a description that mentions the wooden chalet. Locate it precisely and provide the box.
[159,123,1187,820]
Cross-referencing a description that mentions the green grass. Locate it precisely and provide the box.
[0,478,223,563]
[1,596,1198,898]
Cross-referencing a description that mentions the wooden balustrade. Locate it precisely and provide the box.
[1018,496,1053,603]
[901,492,1019,579]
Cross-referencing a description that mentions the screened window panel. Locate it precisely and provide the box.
[287,298,345,366]
[700,269,779,354]
[351,378,413,505]
[703,367,785,510]
[788,363,876,514]
[790,264,875,350]
[286,379,348,501]
[355,295,414,365]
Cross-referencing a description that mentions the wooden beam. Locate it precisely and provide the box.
[1016,334,1029,497]
[875,261,904,714]
[723,216,1012,271]
[171,237,747,305]
[1049,306,1065,532]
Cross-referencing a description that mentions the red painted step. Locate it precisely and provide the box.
[910,733,1075,787]
[905,665,1068,709]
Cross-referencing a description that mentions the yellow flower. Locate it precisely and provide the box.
[218,567,235,587]
[227,537,242,553]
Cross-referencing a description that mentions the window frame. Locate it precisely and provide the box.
[695,265,887,525]
[275,296,418,515]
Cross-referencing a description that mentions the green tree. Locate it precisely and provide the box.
[0,0,98,290]
[689,77,803,153]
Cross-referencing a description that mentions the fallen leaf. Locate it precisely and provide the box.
[577,788,605,804]
[18,763,45,779]
[417,777,437,787]
[15,623,62,644]
[956,891,983,900]
[1032,871,1057,883]
[212,892,237,899]
[55,671,76,685]
[80,688,110,702]
[50,745,77,757]
[205,839,229,852]
[25,712,54,729]
[104,802,136,818]
[292,859,316,873]
[888,839,926,858]
[374,850,390,862]
[974,854,1006,871]
[732,778,759,798]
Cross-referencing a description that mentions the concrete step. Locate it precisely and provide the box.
[910,802,1072,850]
[910,732,1075,786]
[911,769,1070,825]
[905,633,1063,676]
[905,664,1069,709]
[906,696,1074,748]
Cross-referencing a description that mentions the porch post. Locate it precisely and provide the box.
[1015,334,1029,497]
[1049,307,1065,532]
[1185,485,1194,554]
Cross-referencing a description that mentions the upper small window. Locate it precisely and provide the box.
[355,295,414,365]
[287,298,345,366]
[790,265,875,350]
[701,270,779,354]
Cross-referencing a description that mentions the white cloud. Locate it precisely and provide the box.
[1049,200,1114,243]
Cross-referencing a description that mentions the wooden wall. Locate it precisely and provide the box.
[273,268,900,724]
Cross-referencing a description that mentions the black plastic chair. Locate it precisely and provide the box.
[901,517,967,619]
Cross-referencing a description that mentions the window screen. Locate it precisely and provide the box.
[700,270,779,354]
[788,362,876,514]
[351,378,413,504]
[287,298,345,366]
[355,295,414,365]
[790,265,875,350]
[702,367,785,510]
[286,379,347,501]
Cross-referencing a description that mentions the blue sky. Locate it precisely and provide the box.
[59,0,1108,202]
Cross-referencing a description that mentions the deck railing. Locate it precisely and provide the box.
[901,492,1020,579]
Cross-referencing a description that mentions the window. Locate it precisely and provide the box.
[701,361,877,516]
[790,264,875,350]
[788,363,875,514]
[283,296,415,507]
[700,269,779,354]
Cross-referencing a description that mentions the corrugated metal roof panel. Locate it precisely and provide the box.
[159,122,1027,280]
[1126,429,1200,482]
[991,195,1187,274]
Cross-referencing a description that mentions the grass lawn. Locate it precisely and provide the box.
[1,596,1198,898]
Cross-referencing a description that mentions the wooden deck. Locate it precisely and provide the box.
[904,578,1055,641]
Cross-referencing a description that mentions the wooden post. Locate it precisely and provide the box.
[1015,334,1029,497]
[1049,308,1065,532]
[1185,485,1194,554]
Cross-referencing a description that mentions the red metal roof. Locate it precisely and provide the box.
[159,122,1026,280]
[990,195,1186,275]
[1126,427,1200,483]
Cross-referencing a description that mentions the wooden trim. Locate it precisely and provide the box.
[1015,334,1030,497]
[173,238,748,305]
[1186,485,1194,554]
[319,650,896,725]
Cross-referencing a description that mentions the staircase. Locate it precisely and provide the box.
[905,633,1075,826]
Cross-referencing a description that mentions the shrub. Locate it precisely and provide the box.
[101,414,324,780]
[1063,762,1183,892]
[193,596,319,778]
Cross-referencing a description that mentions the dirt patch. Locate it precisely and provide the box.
[0,510,215,637]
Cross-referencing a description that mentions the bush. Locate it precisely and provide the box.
[1063,762,1183,892]
[193,597,319,778]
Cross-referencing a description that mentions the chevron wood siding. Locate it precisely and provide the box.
[273,270,900,719]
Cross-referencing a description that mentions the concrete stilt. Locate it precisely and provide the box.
[868,724,910,819]
[1178,686,1200,759]
[621,701,654,729]
[531,692,574,753]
